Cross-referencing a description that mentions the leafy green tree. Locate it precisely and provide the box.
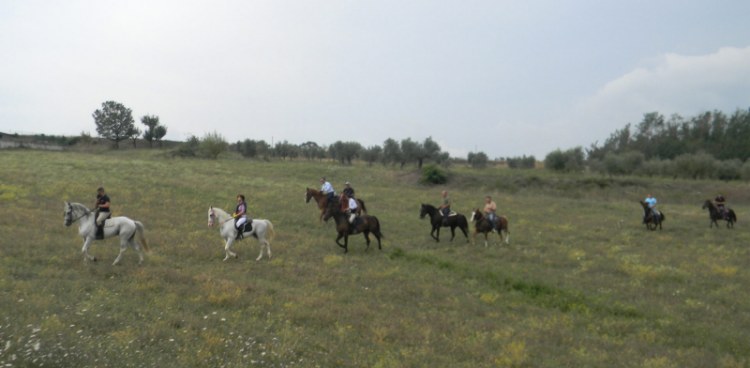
[92,101,135,149]
[399,138,419,168]
[361,145,383,166]
[199,131,228,159]
[382,138,402,166]
[329,141,362,164]
[273,140,299,160]
[141,115,168,148]
[544,147,584,172]
[467,151,489,168]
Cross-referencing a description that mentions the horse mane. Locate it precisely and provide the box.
[68,202,91,214]
[210,206,232,221]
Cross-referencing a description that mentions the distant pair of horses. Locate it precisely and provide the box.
[419,204,509,247]
[640,199,738,230]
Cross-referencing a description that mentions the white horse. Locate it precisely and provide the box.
[207,206,275,261]
[63,202,148,265]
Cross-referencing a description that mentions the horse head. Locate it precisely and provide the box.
[470,209,482,222]
[702,200,712,210]
[419,204,428,219]
[207,206,216,227]
[305,188,313,203]
[64,202,73,226]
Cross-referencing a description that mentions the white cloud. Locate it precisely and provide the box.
[573,46,750,145]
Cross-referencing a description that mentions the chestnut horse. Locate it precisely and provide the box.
[469,209,509,247]
[702,199,737,228]
[323,200,383,253]
[305,187,366,221]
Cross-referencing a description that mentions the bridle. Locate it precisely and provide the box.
[65,205,90,226]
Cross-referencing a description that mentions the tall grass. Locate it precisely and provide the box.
[1,150,748,367]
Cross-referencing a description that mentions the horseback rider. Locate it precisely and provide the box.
[715,194,727,219]
[343,181,355,198]
[341,192,359,224]
[94,187,111,239]
[233,194,251,240]
[320,177,335,202]
[644,193,658,223]
[483,195,498,231]
[439,190,451,225]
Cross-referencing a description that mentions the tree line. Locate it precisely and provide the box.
[545,109,750,180]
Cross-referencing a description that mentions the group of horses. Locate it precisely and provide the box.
[63,190,739,265]
[639,199,737,230]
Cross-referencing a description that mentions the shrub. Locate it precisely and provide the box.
[673,152,716,179]
[544,147,584,172]
[420,164,447,185]
[199,131,228,159]
[715,159,742,181]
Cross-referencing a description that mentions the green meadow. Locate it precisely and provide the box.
[1,149,749,367]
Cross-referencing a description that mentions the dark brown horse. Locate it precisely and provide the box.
[470,209,509,247]
[640,201,665,230]
[702,199,737,228]
[306,187,366,222]
[419,204,469,243]
[323,200,382,253]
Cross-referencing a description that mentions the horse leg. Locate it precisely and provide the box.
[460,225,469,243]
[81,237,96,262]
[433,225,441,242]
[335,232,348,253]
[224,238,238,261]
[449,225,456,241]
[363,231,371,251]
[112,237,128,265]
[131,237,145,265]
[256,238,270,261]
[483,233,489,247]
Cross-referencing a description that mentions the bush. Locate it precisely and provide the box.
[172,136,200,157]
[742,161,750,181]
[506,155,536,169]
[199,131,228,159]
[544,147,584,172]
[673,152,716,179]
[420,164,448,185]
[715,159,742,181]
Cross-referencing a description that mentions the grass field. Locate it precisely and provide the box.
[1,149,749,367]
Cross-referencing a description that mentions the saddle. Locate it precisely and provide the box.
[235,220,253,240]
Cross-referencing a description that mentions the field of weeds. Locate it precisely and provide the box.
[1,150,749,367]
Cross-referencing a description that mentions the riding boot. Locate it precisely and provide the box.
[96,223,104,239]
[235,225,243,240]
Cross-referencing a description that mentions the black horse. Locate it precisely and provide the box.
[702,199,737,228]
[640,201,665,230]
[419,203,469,242]
[323,200,383,253]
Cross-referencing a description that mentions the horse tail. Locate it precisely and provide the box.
[264,220,276,241]
[135,221,149,252]
[372,216,384,239]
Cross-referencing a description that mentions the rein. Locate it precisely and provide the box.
[68,206,91,223]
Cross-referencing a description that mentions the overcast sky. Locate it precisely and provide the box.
[1,1,749,158]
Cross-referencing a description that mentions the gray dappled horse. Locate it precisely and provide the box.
[207,206,275,261]
[63,202,148,265]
